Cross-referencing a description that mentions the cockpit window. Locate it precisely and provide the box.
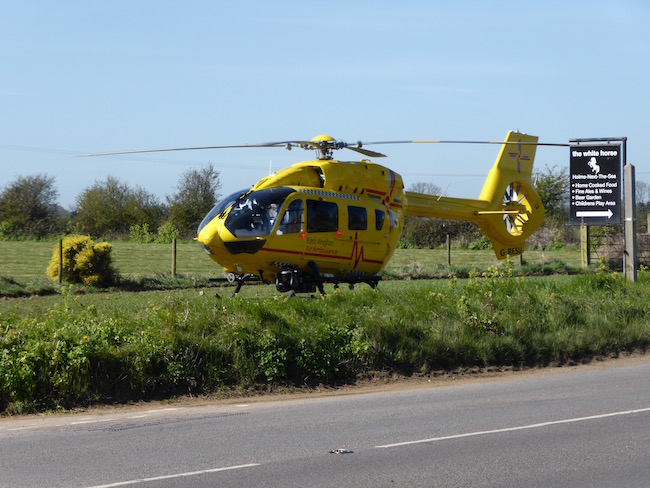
[225,188,295,238]
[197,188,249,235]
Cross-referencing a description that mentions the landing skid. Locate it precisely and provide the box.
[227,273,259,298]
[333,277,380,291]
[219,269,380,298]
[274,262,380,297]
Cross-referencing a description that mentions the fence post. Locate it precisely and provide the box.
[172,238,177,278]
[446,233,451,265]
[624,164,637,282]
[58,238,63,284]
[580,224,590,268]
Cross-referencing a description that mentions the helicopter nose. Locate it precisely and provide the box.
[197,222,224,256]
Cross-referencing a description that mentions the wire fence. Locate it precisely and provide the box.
[589,232,650,270]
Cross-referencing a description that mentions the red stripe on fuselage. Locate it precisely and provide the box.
[261,247,302,256]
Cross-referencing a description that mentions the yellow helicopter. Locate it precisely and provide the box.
[90,131,544,295]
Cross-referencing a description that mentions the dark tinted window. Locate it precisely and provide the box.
[348,206,367,230]
[375,209,385,231]
[306,200,338,232]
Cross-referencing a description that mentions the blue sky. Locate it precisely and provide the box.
[2,0,649,209]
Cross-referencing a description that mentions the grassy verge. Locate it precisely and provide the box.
[1,267,648,414]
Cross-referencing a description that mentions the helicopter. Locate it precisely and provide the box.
[87,131,545,295]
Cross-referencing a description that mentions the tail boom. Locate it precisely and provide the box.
[404,131,544,259]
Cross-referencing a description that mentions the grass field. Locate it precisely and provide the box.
[0,240,213,279]
[0,239,583,282]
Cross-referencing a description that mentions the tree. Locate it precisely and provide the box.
[399,181,480,248]
[73,176,164,236]
[637,180,649,233]
[527,164,573,250]
[533,165,569,219]
[166,164,221,236]
[0,174,61,238]
[127,186,166,229]
[408,181,442,196]
[636,180,649,206]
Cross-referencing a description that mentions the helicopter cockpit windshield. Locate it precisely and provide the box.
[197,188,250,235]
[225,187,295,238]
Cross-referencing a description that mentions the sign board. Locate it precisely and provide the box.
[569,144,621,225]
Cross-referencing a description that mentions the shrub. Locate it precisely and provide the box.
[469,235,491,250]
[0,219,22,241]
[156,221,181,243]
[129,223,155,243]
[46,235,117,286]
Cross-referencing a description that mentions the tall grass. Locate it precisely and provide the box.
[1,269,648,414]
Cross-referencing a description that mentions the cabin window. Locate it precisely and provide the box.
[306,200,338,233]
[375,209,385,231]
[348,206,367,231]
[277,199,303,234]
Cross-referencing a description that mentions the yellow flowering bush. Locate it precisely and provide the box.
[46,235,117,286]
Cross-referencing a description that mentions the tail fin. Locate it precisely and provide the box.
[403,131,544,259]
[474,131,544,259]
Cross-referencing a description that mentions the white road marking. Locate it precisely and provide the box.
[84,463,261,487]
[376,406,650,448]
[1,407,183,433]
[71,418,112,426]
[140,408,180,414]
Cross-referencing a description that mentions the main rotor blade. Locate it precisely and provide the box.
[361,140,570,147]
[78,141,309,157]
[78,137,569,157]
[346,146,387,158]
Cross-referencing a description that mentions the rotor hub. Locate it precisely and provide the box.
[306,135,338,160]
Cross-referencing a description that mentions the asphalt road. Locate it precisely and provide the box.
[2,357,649,487]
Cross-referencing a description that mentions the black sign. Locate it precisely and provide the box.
[569,144,621,225]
